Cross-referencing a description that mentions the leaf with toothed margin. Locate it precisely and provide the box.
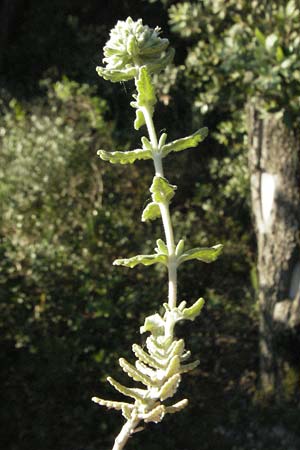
[135,360,157,379]
[177,244,223,265]
[161,127,208,157]
[167,339,185,359]
[107,377,146,401]
[122,404,135,420]
[119,358,154,387]
[91,397,134,412]
[135,66,157,109]
[165,399,188,414]
[96,66,137,83]
[97,148,152,164]
[140,313,165,336]
[141,202,161,222]
[132,343,164,370]
[150,176,177,203]
[142,405,165,423]
[113,253,167,268]
[165,355,181,378]
[159,374,181,401]
[146,336,166,358]
[130,67,157,130]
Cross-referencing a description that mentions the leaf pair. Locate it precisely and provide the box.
[113,238,168,268]
[97,126,208,165]
[97,66,208,164]
[113,240,223,269]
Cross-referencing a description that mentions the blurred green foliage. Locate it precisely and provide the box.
[1,1,300,450]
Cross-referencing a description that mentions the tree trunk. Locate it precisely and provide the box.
[247,102,300,402]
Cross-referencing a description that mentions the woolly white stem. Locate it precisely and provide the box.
[142,105,177,309]
[112,416,140,450]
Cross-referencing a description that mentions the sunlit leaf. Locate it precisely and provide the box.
[141,202,161,221]
[159,373,181,401]
[97,148,152,164]
[178,244,223,265]
[113,253,167,268]
[155,238,168,255]
[140,313,165,335]
[181,298,205,321]
[161,127,208,157]
[165,399,188,414]
[136,66,157,109]
[150,176,177,203]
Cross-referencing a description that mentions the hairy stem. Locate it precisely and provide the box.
[142,105,177,309]
[112,416,140,450]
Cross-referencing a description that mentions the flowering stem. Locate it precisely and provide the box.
[142,105,177,309]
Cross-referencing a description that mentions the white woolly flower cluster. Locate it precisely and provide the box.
[96,17,174,82]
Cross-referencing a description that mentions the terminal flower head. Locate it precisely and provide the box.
[97,17,174,82]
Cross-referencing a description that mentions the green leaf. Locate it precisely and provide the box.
[161,127,208,157]
[167,339,185,359]
[276,46,285,63]
[178,244,223,265]
[91,397,134,412]
[119,358,154,387]
[175,239,185,256]
[141,136,152,151]
[142,405,165,423]
[158,132,168,149]
[140,313,165,336]
[159,374,181,401]
[182,298,205,321]
[141,202,161,222]
[122,404,134,420]
[132,343,164,370]
[135,360,157,379]
[180,360,200,374]
[155,238,168,255]
[107,377,146,401]
[165,355,181,378]
[127,35,139,56]
[134,109,146,130]
[97,148,152,164]
[131,67,157,130]
[113,253,167,268]
[146,336,167,358]
[255,28,266,46]
[150,176,177,203]
[96,66,137,82]
[165,399,188,414]
[136,66,157,109]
